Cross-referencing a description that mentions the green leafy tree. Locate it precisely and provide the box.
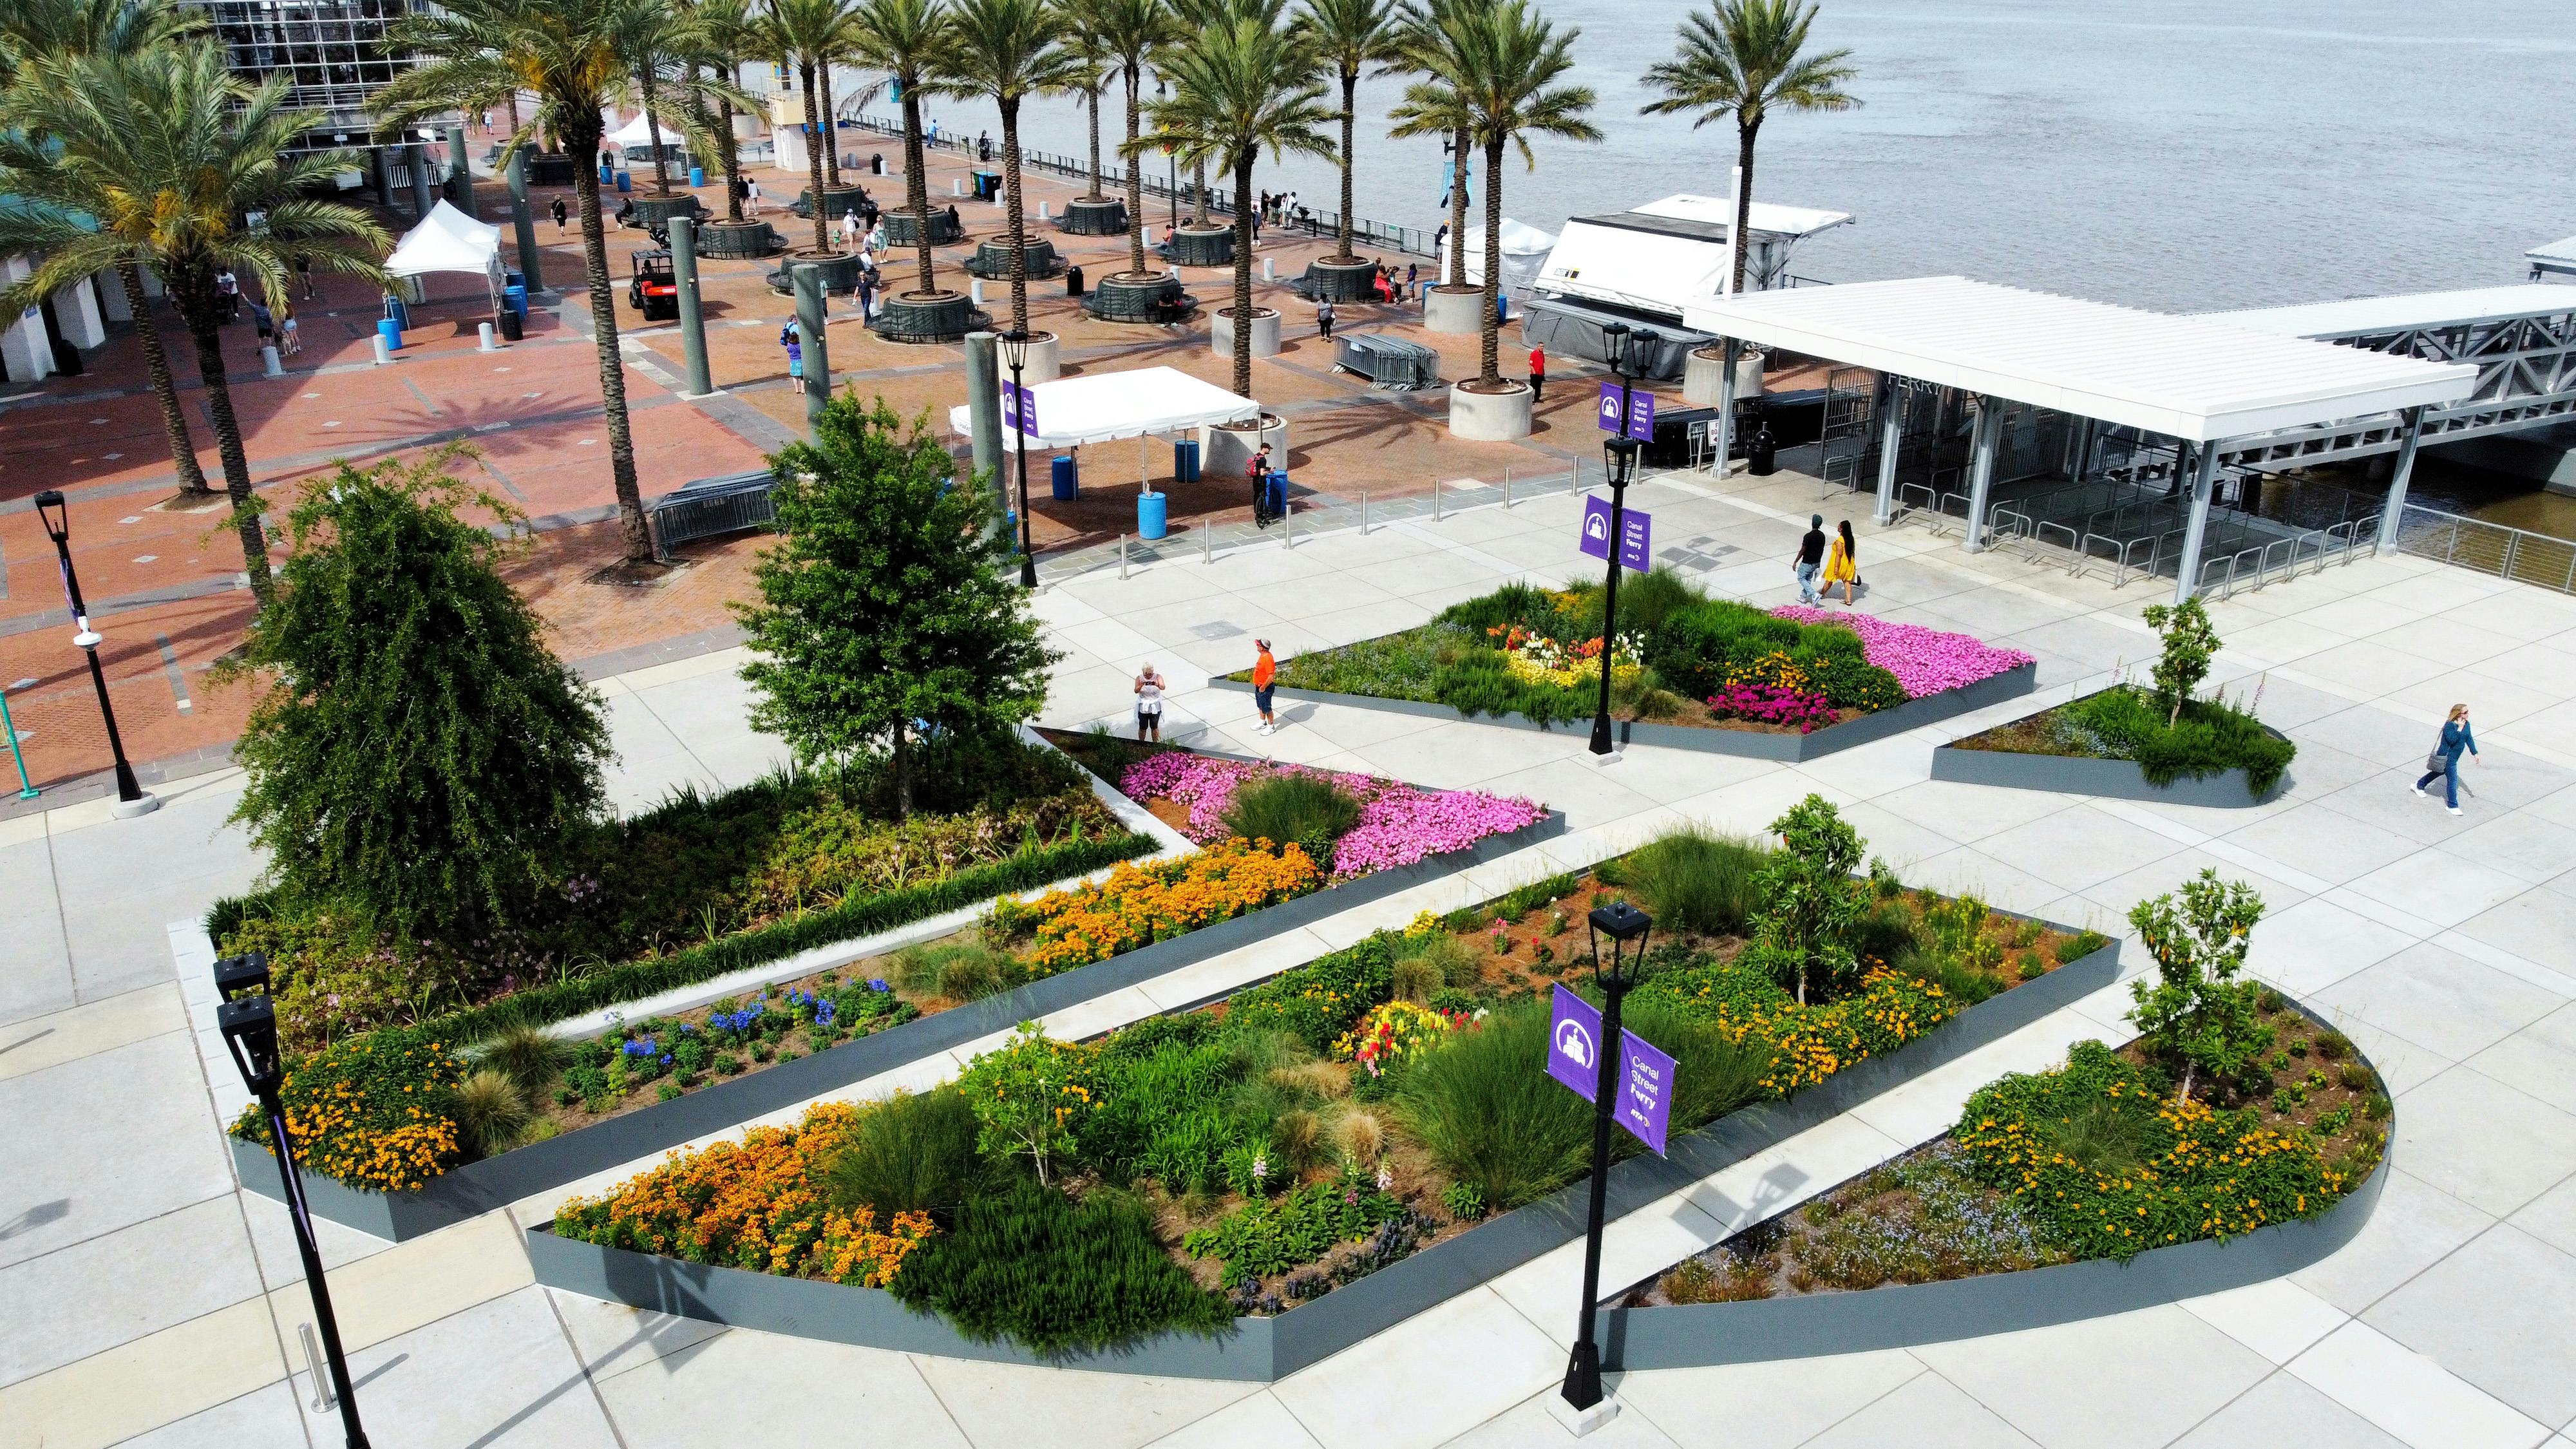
[1137,6,1334,397]
[1296,0,1403,265]
[1391,0,1598,388]
[376,0,663,564]
[1748,792,1863,1004]
[1640,0,1860,293]
[225,451,611,945]
[0,44,391,609]
[956,1022,1097,1185]
[2126,869,2270,1103]
[735,393,1057,815]
[848,0,960,300]
[939,0,1085,335]
[2139,594,2220,726]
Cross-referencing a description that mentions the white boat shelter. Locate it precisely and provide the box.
[2528,234,2576,281]
[1687,276,2477,601]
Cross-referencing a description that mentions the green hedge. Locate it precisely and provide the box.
[2067,687,2297,795]
[219,831,1157,1048]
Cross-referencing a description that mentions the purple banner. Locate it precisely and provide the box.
[1594,384,1657,442]
[1000,380,1021,433]
[1000,381,1039,437]
[1545,984,1678,1156]
[1578,496,1653,571]
[1596,381,1624,433]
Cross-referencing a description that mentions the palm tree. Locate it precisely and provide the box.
[848,0,954,300]
[0,45,389,608]
[940,0,1084,336]
[1081,0,1177,281]
[1387,0,1472,290]
[1142,10,1332,397]
[377,0,664,565]
[1296,0,1399,265]
[679,0,768,223]
[1055,0,1112,201]
[1641,0,1857,293]
[769,0,862,254]
[0,0,214,500]
[1394,0,1594,386]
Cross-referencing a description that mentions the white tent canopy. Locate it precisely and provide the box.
[384,199,502,282]
[1448,218,1556,290]
[608,111,687,149]
[1686,275,2476,442]
[949,365,1260,453]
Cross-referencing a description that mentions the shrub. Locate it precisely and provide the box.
[1223,773,1363,860]
[2139,596,2220,724]
[1749,795,1866,1003]
[1396,1002,1595,1209]
[1649,600,1803,701]
[553,1103,933,1284]
[889,1181,1233,1351]
[1441,1180,1488,1221]
[820,1088,988,1220]
[2068,686,2296,795]
[1222,936,1397,1053]
[2126,870,2272,1101]
[448,1068,532,1158]
[956,1024,1097,1186]
[1621,828,1768,937]
[1182,1165,1408,1287]
[1390,953,1443,1003]
[230,1029,464,1192]
[1956,1040,2344,1260]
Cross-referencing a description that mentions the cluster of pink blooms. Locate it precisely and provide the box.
[1705,682,1839,732]
[1769,606,2034,699]
[1119,752,1545,878]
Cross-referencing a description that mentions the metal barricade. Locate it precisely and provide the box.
[646,469,778,562]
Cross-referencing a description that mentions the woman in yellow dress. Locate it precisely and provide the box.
[1823,519,1859,605]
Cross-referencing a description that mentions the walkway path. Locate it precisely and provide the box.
[5,471,2576,1448]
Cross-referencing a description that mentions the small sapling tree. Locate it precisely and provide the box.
[2126,867,2271,1103]
[2139,595,2221,726]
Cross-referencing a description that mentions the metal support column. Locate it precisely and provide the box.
[1872,372,1902,525]
[964,330,1003,527]
[2374,406,2427,554]
[791,263,831,428]
[444,125,473,216]
[1710,337,1740,477]
[370,147,395,209]
[1961,396,2000,551]
[505,151,544,292]
[668,217,713,397]
[2171,441,2223,605]
[406,142,432,218]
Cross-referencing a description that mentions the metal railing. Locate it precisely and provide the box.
[2390,504,2576,595]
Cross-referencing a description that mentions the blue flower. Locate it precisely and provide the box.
[866,978,891,993]
[660,1054,674,1066]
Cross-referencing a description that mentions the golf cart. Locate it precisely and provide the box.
[629,249,678,321]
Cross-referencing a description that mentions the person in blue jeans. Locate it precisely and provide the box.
[1794,514,1827,604]
[2413,703,2477,815]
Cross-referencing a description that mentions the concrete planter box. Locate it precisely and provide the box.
[1683,345,1763,406]
[238,807,1565,1242]
[529,929,2140,1379]
[1448,380,1533,441]
[1202,413,1287,482]
[1172,225,1235,267]
[1422,285,1483,335]
[1211,306,1280,360]
[1219,659,2038,764]
[1930,696,2293,807]
[1004,330,1061,384]
[1058,196,1126,236]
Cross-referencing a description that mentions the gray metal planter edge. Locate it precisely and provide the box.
[234,808,1566,1242]
[1213,660,2038,764]
[528,931,2181,1380]
[1929,706,2292,808]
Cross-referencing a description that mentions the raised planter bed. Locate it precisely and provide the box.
[1086,270,1193,324]
[1171,225,1233,267]
[1298,256,1381,302]
[1215,659,2038,764]
[695,219,781,259]
[1932,687,2295,807]
[766,250,863,295]
[873,289,985,343]
[1931,739,2288,807]
[528,915,2126,1378]
[627,194,705,229]
[1057,196,1126,236]
[236,801,1566,1242]
[963,237,1065,280]
[884,206,963,247]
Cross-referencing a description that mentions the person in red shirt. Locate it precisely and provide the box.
[1251,639,1278,735]
[1528,344,1545,404]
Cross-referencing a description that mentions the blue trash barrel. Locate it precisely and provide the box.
[1175,438,1200,482]
[1264,471,1287,517]
[384,295,410,330]
[1137,491,1168,540]
[1050,454,1079,501]
[689,166,705,187]
[377,317,403,351]
[504,269,524,291]
[503,283,528,317]
[615,169,632,193]
[599,162,614,185]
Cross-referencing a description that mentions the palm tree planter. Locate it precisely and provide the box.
[942,0,1083,381]
[1089,0,1179,313]
[1298,0,1401,304]
[1058,194,1128,235]
[1170,222,1233,267]
[853,0,975,344]
[963,236,1066,279]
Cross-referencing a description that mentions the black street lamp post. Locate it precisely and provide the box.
[1563,900,1653,1414]
[1589,323,1656,757]
[216,954,373,1448]
[32,489,155,815]
[999,328,1039,588]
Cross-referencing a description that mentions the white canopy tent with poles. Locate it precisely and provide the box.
[383,198,504,307]
[949,365,1264,502]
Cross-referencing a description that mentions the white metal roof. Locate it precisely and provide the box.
[2199,285,2576,339]
[948,365,1258,452]
[1630,194,1855,240]
[2528,234,2576,272]
[1685,276,2477,442]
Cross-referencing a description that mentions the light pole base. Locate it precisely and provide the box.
[111,791,162,819]
[1546,1388,1621,1437]
[1584,748,1624,767]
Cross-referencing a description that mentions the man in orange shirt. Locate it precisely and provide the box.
[1251,639,1278,736]
[1528,344,1545,404]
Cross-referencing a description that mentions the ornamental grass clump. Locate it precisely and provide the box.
[1222,772,1363,860]
[819,1087,989,1220]
[1613,826,1768,937]
[889,1180,1233,1351]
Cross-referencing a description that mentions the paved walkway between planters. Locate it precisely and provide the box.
[6,469,2576,1448]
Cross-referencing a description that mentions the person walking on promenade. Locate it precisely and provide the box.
[278,308,300,357]
[840,208,861,247]
[1824,519,1859,604]
[1404,261,1418,297]
[2414,703,2479,816]
[296,253,315,300]
[1316,298,1334,341]
[1794,513,1827,605]
[1133,662,1168,742]
[1528,343,1545,404]
[745,178,763,215]
[1251,639,1278,735]
[1249,442,1276,527]
[781,319,803,382]
[551,196,569,231]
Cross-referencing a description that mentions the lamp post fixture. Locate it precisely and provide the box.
[1564,900,1653,1415]
[1588,323,1654,757]
[216,954,373,1448]
[999,328,1039,588]
[1156,78,1177,231]
[31,490,155,816]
